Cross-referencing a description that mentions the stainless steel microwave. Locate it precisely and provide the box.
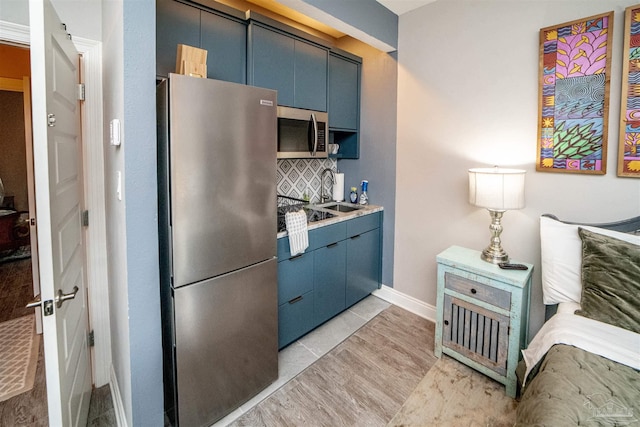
[277,106,328,159]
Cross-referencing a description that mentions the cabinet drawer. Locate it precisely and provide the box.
[444,272,511,311]
[277,251,313,305]
[347,213,379,237]
[312,222,346,247]
[277,233,317,259]
[278,290,314,349]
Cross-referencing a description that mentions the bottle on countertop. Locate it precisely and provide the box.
[349,187,358,203]
[359,180,369,205]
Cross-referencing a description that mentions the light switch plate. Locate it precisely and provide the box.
[116,171,122,201]
[110,119,121,146]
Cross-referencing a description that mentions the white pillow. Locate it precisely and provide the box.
[540,216,640,304]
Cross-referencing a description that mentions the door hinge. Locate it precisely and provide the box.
[507,326,511,336]
[77,83,85,101]
[88,330,95,347]
[82,210,89,227]
[30,217,36,227]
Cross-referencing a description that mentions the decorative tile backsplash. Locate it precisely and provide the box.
[277,158,337,203]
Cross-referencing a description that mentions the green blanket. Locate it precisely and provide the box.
[515,344,640,426]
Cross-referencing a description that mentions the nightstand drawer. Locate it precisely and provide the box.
[444,272,511,310]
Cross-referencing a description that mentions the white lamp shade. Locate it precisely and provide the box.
[468,167,526,210]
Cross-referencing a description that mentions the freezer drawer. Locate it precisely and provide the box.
[173,258,278,427]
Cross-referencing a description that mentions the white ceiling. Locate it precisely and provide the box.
[376,0,435,15]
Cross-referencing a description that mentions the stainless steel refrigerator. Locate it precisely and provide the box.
[157,74,278,427]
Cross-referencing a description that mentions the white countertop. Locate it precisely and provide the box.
[277,203,384,239]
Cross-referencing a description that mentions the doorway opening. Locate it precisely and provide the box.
[0,42,48,424]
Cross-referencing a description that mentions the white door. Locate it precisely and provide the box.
[29,0,92,426]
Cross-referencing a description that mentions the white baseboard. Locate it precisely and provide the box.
[373,285,436,322]
[110,366,128,427]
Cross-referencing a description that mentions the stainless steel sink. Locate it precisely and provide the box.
[318,203,363,213]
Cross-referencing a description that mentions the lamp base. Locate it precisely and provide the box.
[481,246,509,264]
[481,209,510,264]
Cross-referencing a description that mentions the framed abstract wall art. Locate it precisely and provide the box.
[537,12,613,174]
[618,4,640,178]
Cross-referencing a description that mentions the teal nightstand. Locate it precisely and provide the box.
[435,246,532,397]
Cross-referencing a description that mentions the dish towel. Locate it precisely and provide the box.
[285,210,309,256]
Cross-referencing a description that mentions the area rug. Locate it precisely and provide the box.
[0,315,40,402]
[0,245,31,264]
[388,355,518,427]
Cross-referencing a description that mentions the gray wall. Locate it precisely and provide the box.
[395,1,640,338]
[121,0,163,424]
[336,37,398,286]
[102,0,163,425]
[101,1,133,422]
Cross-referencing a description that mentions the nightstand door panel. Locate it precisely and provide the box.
[442,295,509,376]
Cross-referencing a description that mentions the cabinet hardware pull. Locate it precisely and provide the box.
[444,320,449,326]
[350,234,361,239]
[288,295,303,304]
[289,254,303,261]
[471,288,477,294]
[327,242,338,248]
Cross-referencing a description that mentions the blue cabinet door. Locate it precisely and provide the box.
[277,252,314,305]
[346,228,381,307]
[329,54,359,130]
[156,0,200,77]
[313,241,346,325]
[277,248,314,348]
[157,0,247,84]
[294,40,328,112]
[250,24,328,110]
[278,290,314,349]
[251,25,295,106]
[200,12,247,84]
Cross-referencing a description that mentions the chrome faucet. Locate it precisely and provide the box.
[320,168,335,203]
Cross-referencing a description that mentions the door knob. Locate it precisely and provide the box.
[56,286,79,308]
[26,295,42,309]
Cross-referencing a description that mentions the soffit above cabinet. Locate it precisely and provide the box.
[376,0,435,16]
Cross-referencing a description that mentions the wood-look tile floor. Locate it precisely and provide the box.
[0,257,116,426]
[0,258,34,323]
[231,305,438,427]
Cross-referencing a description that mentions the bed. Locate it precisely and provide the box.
[515,214,640,426]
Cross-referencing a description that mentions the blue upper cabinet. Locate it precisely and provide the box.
[156,0,200,78]
[294,40,328,111]
[200,12,247,84]
[249,21,328,111]
[156,0,247,84]
[250,25,296,106]
[329,53,360,131]
[328,50,362,159]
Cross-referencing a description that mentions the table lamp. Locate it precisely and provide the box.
[468,167,526,264]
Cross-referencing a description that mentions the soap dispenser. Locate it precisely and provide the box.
[349,187,358,203]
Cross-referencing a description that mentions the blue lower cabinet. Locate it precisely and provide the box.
[346,228,381,307]
[278,290,314,349]
[276,213,382,348]
[277,251,313,305]
[313,241,346,325]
